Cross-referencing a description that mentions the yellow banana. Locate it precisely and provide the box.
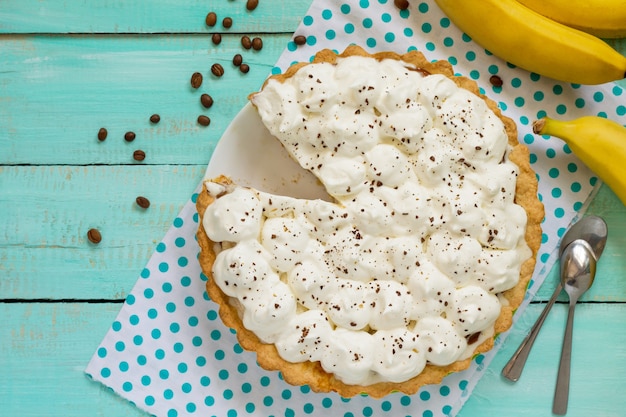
[533,116,626,206]
[517,0,626,39]
[433,0,626,85]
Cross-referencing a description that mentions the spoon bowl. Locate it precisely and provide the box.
[502,215,608,382]
[559,215,608,261]
[561,239,597,298]
[553,239,597,415]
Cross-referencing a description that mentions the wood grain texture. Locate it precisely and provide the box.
[1,0,626,416]
[0,0,312,34]
[0,34,294,165]
[0,303,146,417]
[2,169,624,300]
[0,165,204,299]
[535,185,626,302]
[462,302,626,417]
[1,302,624,417]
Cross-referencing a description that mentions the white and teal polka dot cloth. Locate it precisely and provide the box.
[86,1,626,416]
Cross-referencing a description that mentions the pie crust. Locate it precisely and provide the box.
[196,45,544,398]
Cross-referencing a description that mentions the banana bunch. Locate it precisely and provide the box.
[533,116,626,206]
[433,0,626,84]
[518,0,626,39]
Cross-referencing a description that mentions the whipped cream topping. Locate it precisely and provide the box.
[203,54,532,385]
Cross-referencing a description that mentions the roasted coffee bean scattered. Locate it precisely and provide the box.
[246,0,259,11]
[212,33,222,45]
[489,75,504,87]
[135,196,150,209]
[205,11,217,27]
[87,228,102,244]
[239,63,250,74]
[232,53,243,66]
[150,114,160,124]
[97,127,108,141]
[251,37,263,51]
[222,17,233,28]
[191,72,203,88]
[133,149,146,161]
[197,115,211,126]
[124,131,136,142]
[211,63,225,77]
[394,0,409,10]
[201,93,214,108]
[294,35,307,46]
[241,35,252,49]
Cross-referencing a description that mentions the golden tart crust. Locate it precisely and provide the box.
[196,45,544,398]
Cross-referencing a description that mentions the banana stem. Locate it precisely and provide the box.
[532,115,626,207]
[532,119,546,135]
[533,117,577,137]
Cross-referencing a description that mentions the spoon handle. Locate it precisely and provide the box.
[553,301,576,415]
[502,283,563,382]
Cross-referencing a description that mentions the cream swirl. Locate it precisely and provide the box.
[203,54,532,385]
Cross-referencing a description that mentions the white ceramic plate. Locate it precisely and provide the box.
[204,103,330,201]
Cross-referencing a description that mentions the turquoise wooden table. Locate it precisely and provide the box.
[1,1,625,416]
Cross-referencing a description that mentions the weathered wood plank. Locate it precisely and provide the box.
[0,165,204,299]
[461,302,626,417]
[2,163,625,301]
[1,302,624,416]
[0,302,147,417]
[535,185,626,302]
[1,2,624,417]
[0,33,292,165]
[2,34,625,166]
[0,0,312,34]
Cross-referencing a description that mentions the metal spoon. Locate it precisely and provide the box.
[502,215,608,381]
[553,238,597,415]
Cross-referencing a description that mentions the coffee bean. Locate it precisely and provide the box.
[222,17,233,28]
[251,37,263,51]
[232,54,243,67]
[239,63,250,74]
[150,114,160,124]
[200,93,214,108]
[211,63,224,77]
[97,127,108,142]
[241,35,252,49]
[205,12,217,27]
[124,131,136,142]
[294,35,307,46]
[87,228,102,244]
[394,0,409,10]
[212,33,222,45]
[198,115,211,126]
[135,196,150,209]
[133,149,146,161]
[191,71,203,88]
[489,74,504,87]
[246,0,259,11]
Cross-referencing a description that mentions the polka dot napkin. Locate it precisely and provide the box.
[86,1,626,416]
